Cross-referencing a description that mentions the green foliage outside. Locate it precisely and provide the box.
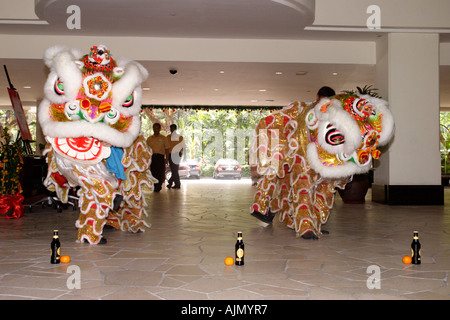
[440,112,450,174]
[141,108,270,177]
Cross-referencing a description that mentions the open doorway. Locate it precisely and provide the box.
[141,106,279,181]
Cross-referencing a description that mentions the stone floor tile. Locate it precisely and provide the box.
[0,179,448,302]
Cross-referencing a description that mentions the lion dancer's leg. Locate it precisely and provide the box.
[287,171,337,240]
[276,167,315,239]
[75,174,121,244]
[106,171,152,232]
[280,169,314,238]
[311,180,337,235]
[50,153,120,244]
[106,135,154,232]
[107,197,150,232]
[251,176,279,224]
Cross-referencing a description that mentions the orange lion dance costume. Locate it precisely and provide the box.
[39,45,156,244]
[251,94,395,239]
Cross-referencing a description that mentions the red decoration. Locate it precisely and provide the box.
[51,172,68,188]
[0,193,24,219]
[81,99,90,110]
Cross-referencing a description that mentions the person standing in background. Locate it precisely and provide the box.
[167,124,185,189]
[147,123,169,192]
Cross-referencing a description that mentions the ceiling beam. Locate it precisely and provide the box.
[0,34,376,65]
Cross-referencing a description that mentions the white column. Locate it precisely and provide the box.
[373,33,442,205]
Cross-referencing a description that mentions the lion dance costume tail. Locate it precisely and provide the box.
[39,45,156,244]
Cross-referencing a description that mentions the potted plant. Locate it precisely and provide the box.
[0,126,24,218]
[337,85,380,203]
[337,169,373,204]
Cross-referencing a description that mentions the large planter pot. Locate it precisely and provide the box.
[338,174,370,204]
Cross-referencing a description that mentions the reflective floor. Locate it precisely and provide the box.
[0,179,449,300]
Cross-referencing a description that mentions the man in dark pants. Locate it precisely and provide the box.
[146,123,169,192]
[167,124,185,189]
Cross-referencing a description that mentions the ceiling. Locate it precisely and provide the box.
[0,0,449,108]
[0,58,376,107]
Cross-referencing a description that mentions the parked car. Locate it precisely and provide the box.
[213,158,242,179]
[178,162,190,178]
[185,159,201,179]
[165,162,190,181]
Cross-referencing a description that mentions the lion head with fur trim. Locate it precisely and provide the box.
[39,45,148,163]
[305,93,395,179]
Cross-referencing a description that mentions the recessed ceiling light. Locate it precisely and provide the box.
[214,88,219,91]
[250,100,258,103]
[23,86,31,89]
[142,87,150,91]
[219,71,225,74]
[275,72,283,75]
[332,72,338,76]
[259,89,267,92]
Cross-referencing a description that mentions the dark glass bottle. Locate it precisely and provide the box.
[411,231,421,265]
[235,232,244,266]
[51,230,61,264]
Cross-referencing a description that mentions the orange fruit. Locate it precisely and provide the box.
[224,257,234,266]
[60,255,71,263]
[402,255,412,264]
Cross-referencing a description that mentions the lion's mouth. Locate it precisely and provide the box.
[50,137,110,163]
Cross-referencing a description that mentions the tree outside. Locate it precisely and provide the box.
[440,111,450,175]
[141,107,273,177]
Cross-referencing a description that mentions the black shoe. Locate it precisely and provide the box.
[167,184,173,189]
[84,237,107,244]
[103,225,116,231]
[251,210,276,224]
[173,186,180,189]
[113,194,123,211]
[321,230,329,234]
[301,231,319,240]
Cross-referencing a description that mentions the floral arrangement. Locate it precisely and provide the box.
[0,126,23,195]
[0,125,24,219]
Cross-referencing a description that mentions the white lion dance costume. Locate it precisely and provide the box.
[39,45,156,244]
[251,94,395,239]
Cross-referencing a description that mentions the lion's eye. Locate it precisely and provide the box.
[122,93,134,107]
[325,124,345,146]
[54,78,64,95]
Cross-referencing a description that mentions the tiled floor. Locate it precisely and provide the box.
[0,178,449,300]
